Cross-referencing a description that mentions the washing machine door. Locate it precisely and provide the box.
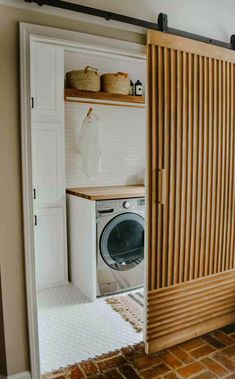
[100,212,144,271]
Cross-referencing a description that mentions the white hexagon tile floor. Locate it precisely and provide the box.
[37,284,143,374]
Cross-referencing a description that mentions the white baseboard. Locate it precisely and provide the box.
[0,371,31,379]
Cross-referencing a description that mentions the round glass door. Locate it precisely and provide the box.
[100,213,144,271]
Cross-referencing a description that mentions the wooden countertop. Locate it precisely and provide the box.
[66,185,145,201]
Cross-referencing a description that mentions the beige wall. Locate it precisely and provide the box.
[0,274,7,376]
[0,4,144,376]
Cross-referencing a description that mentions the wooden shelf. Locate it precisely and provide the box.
[64,88,145,108]
[66,185,145,201]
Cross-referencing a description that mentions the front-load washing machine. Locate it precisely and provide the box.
[96,197,145,296]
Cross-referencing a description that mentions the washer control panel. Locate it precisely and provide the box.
[96,197,145,219]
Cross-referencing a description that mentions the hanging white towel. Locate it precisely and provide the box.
[77,111,103,178]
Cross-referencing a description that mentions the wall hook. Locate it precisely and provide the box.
[87,107,93,117]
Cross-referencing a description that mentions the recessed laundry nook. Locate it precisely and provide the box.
[30,33,147,375]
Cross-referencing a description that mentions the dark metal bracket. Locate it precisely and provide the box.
[24,0,235,51]
[158,13,168,32]
[230,35,235,50]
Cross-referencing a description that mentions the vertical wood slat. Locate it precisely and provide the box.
[218,61,226,272]
[226,63,234,270]
[162,48,170,288]
[230,65,235,269]
[174,51,183,284]
[214,60,222,273]
[194,55,204,279]
[168,49,176,286]
[184,53,193,282]
[157,46,164,289]
[223,62,230,271]
[147,43,152,290]
[209,58,217,275]
[149,44,156,290]
[148,44,153,289]
[179,52,188,283]
[205,58,213,276]
[189,54,199,281]
[221,61,228,272]
[200,56,209,278]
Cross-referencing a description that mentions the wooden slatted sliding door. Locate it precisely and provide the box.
[146,30,235,354]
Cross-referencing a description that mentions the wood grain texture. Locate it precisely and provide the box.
[147,30,235,353]
[146,270,235,353]
[147,30,235,63]
[64,88,145,108]
[66,185,145,200]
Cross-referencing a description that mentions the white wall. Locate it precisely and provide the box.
[71,0,235,44]
[64,49,146,188]
[148,0,234,43]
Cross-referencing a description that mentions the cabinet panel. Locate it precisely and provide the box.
[34,207,66,289]
[30,42,64,122]
[32,123,64,205]
[30,40,67,291]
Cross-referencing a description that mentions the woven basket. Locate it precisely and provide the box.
[101,72,130,95]
[66,66,100,91]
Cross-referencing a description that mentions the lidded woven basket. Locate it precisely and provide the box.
[101,72,130,95]
[66,66,100,91]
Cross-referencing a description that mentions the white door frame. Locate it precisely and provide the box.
[20,22,146,379]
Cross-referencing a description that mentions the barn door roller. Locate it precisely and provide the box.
[25,0,235,51]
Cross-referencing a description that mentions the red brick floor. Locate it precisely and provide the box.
[41,324,235,379]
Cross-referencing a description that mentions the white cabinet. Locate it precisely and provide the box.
[67,195,96,301]
[30,40,67,289]
[30,42,64,122]
[31,122,64,205]
[34,208,66,289]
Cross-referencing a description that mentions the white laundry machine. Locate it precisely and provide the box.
[96,197,145,296]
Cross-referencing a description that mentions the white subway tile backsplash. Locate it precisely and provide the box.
[64,50,146,188]
[65,102,146,187]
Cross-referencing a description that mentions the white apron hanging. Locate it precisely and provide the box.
[77,109,103,178]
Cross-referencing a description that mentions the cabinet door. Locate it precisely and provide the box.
[34,207,66,289]
[31,122,65,205]
[30,42,64,122]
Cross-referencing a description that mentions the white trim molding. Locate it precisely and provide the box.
[20,22,146,57]
[20,22,146,379]
[0,371,31,379]
[20,23,41,379]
